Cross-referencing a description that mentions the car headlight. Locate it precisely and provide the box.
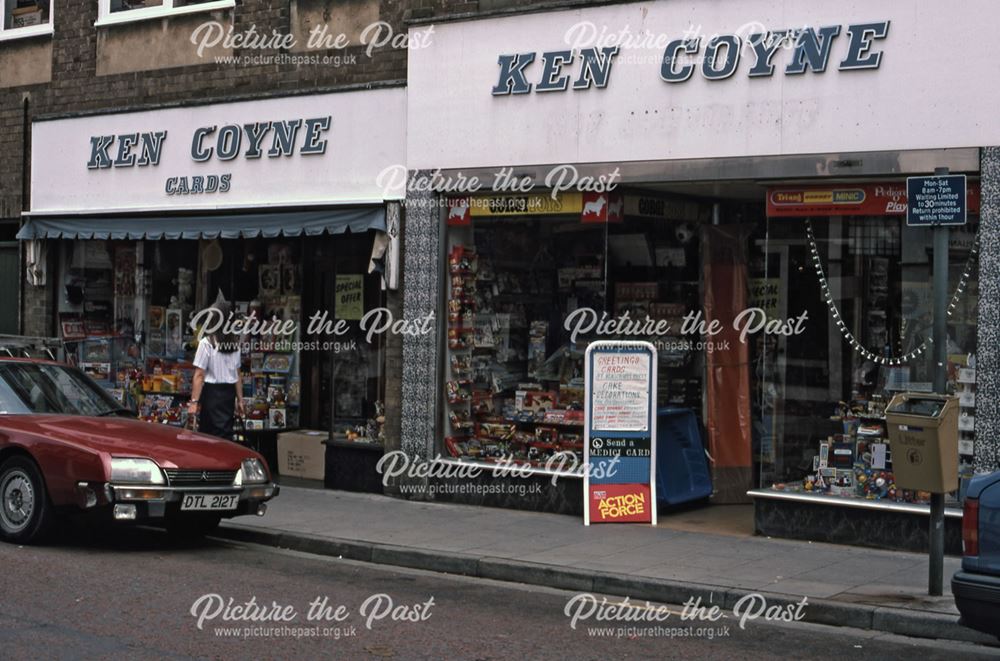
[110,458,165,485]
[236,458,268,485]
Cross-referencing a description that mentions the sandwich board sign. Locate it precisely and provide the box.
[584,341,657,526]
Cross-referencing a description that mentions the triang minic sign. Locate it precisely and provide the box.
[492,21,889,95]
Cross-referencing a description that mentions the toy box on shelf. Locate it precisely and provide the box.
[68,335,145,410]
[244,349,299,431]
[11,4,45,29]
[135,357,195,427]
[956,356,977,493]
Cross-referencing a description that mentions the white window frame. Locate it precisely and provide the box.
[0,1,55,42]
[96,0,235,27]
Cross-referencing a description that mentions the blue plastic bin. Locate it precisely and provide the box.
[655,407,713,506]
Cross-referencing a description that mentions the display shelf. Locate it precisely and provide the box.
[501,417,584,428]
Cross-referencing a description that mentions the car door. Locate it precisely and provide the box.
[974,474,1000,575]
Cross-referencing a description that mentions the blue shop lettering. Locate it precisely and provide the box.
[492,21,888,95]
[190,116,331,161]
[165,174,232,196]
[85,115,331,168]
[87,131,167,169]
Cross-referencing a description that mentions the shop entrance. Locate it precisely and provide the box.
[299,232,387,440]
[0,242,18,335]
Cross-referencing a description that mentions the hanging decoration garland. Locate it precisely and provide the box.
[803,219,979,366]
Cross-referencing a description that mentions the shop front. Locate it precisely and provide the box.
[19,87,406,485]
[401,0,1000,549]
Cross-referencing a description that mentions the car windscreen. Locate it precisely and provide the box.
[0,363,121,416]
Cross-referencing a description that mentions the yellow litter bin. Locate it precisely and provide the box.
[885,393,959,493]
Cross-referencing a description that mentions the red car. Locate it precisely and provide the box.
[0,358,278,543]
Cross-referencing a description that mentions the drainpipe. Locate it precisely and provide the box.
[18,96,29,335]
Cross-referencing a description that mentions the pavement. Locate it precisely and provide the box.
[217,485,997,647]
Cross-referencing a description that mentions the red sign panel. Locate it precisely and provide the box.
[767,182,980,218]
[581,192,624,223]
[588,483,652,523]
[446,198,471,226]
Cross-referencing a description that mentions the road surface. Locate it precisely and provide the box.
[0,526,994,660]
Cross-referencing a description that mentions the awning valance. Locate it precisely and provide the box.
[16,208,385,240]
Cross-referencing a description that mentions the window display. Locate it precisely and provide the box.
[53,237,347,435]
[441,197,708,473]
[757,200,980,504]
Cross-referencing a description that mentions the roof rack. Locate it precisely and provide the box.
[0,335,65,362]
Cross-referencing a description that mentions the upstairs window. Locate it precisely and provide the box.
[97,0,234,27]
[1,0,54,41]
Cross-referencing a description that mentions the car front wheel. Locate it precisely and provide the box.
[0,456,53,544]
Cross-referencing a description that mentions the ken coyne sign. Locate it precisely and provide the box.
[29,87,406,213]
[584,341,657,526]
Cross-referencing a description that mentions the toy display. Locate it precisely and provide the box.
[443,239,596,468]
[769,396,938,504]
[50,238,313,433]
[334,400,386,444]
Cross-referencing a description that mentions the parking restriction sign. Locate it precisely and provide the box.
[906,174,967,226]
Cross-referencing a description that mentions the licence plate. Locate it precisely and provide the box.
[181,494,239,511]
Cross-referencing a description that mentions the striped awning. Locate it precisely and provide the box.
[17,207,385,240]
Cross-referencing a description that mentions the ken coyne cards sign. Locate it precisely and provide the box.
[29,87,406,214]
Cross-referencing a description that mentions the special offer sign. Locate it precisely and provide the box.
[584,341,657,526]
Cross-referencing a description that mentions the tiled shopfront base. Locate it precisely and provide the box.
[751,490,963,555]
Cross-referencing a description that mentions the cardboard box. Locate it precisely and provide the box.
[277,430,328,480]
[12,8,43,28]
[515,390,558,413]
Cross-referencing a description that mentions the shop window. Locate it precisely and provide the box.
[97,0,234,26]
[441,195,709,475]
[0,0,53,41]
[57,240,197,424]
[757,201,980,505]
[54,234,388,445]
